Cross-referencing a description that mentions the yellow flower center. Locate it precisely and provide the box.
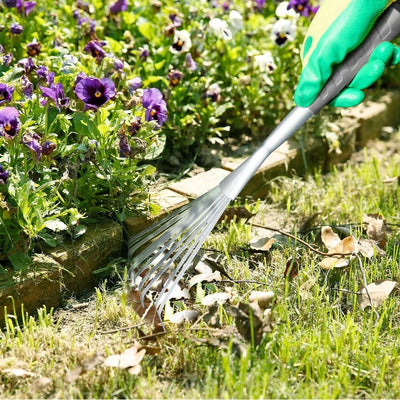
[150,109,156,116]
[279,33,286,38]
[4,123,11,132]
[177,39,183,47]
[0,94,4,100]
[171,78,179,86]
[94,90,102,98]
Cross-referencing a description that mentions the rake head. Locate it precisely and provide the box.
[128,186,232,320]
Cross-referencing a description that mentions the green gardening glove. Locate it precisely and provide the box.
[295,0,400,108]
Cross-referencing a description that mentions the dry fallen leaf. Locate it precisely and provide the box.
[284,256,300,279]
[249,237,276,252]
[321,226,341,249]
[358,238,386,258]
[319,227,357,270]
[219,206,255,224]
[104,343,146,375]
[65,352,105,383]
[188,271,222,290]
[168,309,200,324]
[128,271,189,329]
[363,214,388,248]
[201,292,231,306]
[248,291,274,309]
[358,280,398,310]
[226,300,273,346]
[2,368,36,377]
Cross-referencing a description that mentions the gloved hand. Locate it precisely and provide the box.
[294,0,400,108]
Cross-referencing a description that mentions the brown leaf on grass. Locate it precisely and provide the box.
[319,227,357,270]
[249,237,276,252]
[327,236,357,255]
[201,292,231,306]
[226,299,273,346]
[358,238,386,258]
[248,291,274,309]
[363,214,388,248]
[284,256,300,279]
[103,343,146,375]
[2,368,36,377]
[65,352,105,383]
[319,257,349,270]
[321,226,341,249]
[188,271,221,290]
[187,326,248,357]
[127,287,163,329]
[218,206,255,224]
[358,280,398,310]
[31,376,52,392]
[128,270,189,329]
[168,310,200,324]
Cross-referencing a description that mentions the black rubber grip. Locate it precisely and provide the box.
[309,0,400,114]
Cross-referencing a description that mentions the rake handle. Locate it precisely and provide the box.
[219,0,400,200]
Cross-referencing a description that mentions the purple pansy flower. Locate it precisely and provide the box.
[17,58,35,74]
[27,40,41,57]
[185,53,197,72]
[0,107,21,139]
[142,88,167,126]
[84,40,107,62]
[109,0,128,15]
[167,69,184,87]
[287,0,318,16]
[16,0,36,15]
[3,53,13,66]
[127,77,142,93]
[128,116,142,136]
[254,0,265,10]
[169,13,182,27]
[40,82,70,110]
[21,76,33,98]
[139,46,149,60]
[0,164,9,185]
[75,76,115,111]
[35,66,55,86]
[10,23,24,34]
[113,58,124,71]
[118,134,130,158]
[0,84,14,105]
[42,140,57,156]
[22,133,42,160]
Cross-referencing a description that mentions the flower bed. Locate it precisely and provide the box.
[0,0,321,275]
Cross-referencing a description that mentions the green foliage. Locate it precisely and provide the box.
[0,0,319,268]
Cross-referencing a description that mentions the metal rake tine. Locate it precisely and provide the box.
[128,205,190,257]
[137,194,222,298]
[138,207,214,302]
[154,195,230,314]
[130,192,218,279]
[128,189,216,256]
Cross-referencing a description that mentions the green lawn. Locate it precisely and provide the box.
[1,129,400,399]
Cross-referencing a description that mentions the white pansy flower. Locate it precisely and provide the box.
[254,51,277,73]
[209,18,232,41]
[270,19,296,47]
[276,1,298,18]
[170,30,192,54]
[228,10,243,34]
